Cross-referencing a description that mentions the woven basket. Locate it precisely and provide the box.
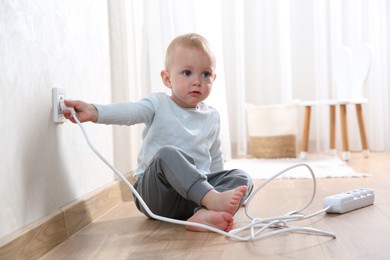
[246,103,299,158]
[248,135,297,158]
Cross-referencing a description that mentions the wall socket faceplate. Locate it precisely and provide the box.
[52,87,67,123]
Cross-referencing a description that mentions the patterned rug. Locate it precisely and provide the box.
[224,156,371,179]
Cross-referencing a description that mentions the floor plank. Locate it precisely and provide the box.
[43,152,390,260]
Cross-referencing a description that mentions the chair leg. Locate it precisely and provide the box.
[339,104,350,160]
[329,105,336,156]
[355,104,370,158]
[300,106,311,159]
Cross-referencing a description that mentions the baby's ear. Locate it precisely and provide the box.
[160,70,171,87]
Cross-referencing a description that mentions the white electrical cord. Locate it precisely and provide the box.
[66,105,336,241]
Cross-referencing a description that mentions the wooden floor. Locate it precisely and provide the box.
[43,152,390,260]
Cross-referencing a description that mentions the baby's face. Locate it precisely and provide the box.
[162,46,216,108]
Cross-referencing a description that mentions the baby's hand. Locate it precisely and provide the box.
[63,99,98,123]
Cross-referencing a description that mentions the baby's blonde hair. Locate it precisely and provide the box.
[164,33,214,69]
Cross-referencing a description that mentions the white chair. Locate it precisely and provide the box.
[300,44,372,160]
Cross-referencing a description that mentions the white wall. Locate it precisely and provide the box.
[0,0,115,239]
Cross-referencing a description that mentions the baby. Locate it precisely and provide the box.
[64,33,253,232]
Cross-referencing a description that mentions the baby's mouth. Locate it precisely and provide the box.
[189,91,201,95]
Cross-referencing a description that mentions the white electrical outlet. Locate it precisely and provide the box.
[52,87,67,123]
[323,188,374,214]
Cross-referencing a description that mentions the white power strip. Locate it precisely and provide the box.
[323,188,375,214]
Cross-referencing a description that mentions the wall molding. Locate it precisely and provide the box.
[0,173,136,259]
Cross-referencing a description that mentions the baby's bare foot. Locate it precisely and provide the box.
[201,186,248,214]
[185,208,234,232]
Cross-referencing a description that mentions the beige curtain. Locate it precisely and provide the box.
[109,0,390,169]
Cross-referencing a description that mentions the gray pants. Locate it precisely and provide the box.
[134,145,253,220]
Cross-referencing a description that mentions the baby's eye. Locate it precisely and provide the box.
[182,70,192,77]
[202,72,211,78]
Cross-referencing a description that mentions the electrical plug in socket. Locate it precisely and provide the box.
[52,87,67,123]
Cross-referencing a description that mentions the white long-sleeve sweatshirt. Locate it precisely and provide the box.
[94,92,224,177]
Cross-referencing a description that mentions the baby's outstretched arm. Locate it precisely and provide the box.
[63,99,98,123]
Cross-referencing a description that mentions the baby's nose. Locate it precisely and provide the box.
[193,77,201,86]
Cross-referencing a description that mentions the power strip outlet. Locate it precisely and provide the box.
[323,188,374,214]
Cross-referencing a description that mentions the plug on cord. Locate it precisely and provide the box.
[59,97,67,113]
[59,97,76,119]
